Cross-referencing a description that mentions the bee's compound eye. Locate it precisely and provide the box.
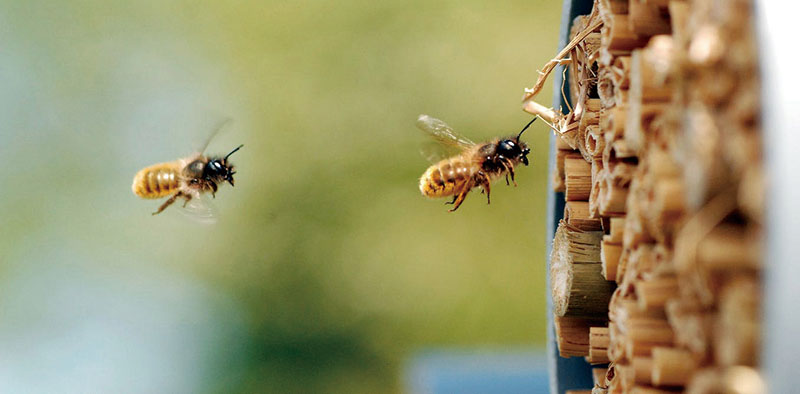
[497,140,516,157]
[207,160,228,176]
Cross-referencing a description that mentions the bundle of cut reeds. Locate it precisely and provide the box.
[533,0,765,392]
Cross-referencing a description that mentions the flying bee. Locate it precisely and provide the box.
[417,114,536,212]
[132,119,243,221]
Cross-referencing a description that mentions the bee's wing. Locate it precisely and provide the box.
[416,114,475,163]
[419,141,459,163]
[178,193,218,225]
[416,114,476,149]
[194,117,234,154]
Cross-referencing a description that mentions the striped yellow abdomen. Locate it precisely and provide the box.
[132,161,181,199]
[419,158,475,198]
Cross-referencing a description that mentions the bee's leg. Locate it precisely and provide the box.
[505,174,510,186]
[209,182,218,198]
[182,193,193,208]
[153,192,182,215]
[444,195,458,205]
[478,172,491,204]
[449,190,469,212]
[503,159,517,186]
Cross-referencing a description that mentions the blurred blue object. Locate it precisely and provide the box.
[405,349,549,394]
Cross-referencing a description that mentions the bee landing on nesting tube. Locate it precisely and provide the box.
[131,119,243,223]
[417,115,536,212]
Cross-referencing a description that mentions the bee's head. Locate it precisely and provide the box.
[206,144,243,186]
[497,117,536,166]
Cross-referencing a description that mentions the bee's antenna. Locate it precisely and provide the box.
[224,144,244,160]
[516,117,538,141]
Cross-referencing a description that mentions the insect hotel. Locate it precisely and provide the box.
[523,0,787,392]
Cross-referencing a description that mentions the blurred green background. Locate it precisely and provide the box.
[0,0,560,392]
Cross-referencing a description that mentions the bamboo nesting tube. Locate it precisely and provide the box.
[590,160,604,217]
[600,105,626,141]
[623,243,657,284]
[566,201,603,232]
[738,165,764,223]
[602,240,622,281]
[556,316,609,357]
[616,299,667,322]
[684,367,766,394]
[591,182,602,222]
[645,144,681,178]
[599,175,629,216]
[648,177,685,244]
[557,121,583,150]
[557,133,574,150]
[579,114,601,162]
[607,364,622,394]
[614,86,630,108]
[665,299,711,360]
[635,276,678,309]
[589,347,611,365]
[607,217,625,243]
[601,218,625,281]
[598,141,634,217]
[578,107,600,153]
[696,224,762,271]
[642,0,670,10]
[585,125,605,161]
[589,326,611,364]
[616,363,634,391]
[651,347,695,387]
[601,15,649,52]
[551,221,616,317]
[650,244,675,277]
[553,149,569,192]
[566,154,593,201]
[593,384,610,394]
[552,220,603,264]
[626,318,675,351]
[610,303,671,363]
[633,242,657,271]
[593,367,609,387]
[631,357,653,384]
[723,83,761,172]
[626,52,671,153]
[614,246,631,286]
[602,139,636,174]
[605,142,638,190]
[625,102,668,156]
[622,180,655,249]
[667,1,689,46]
[715,276,760,366]
[598,0,628,16]
[611,56,631,90]
[587,98,602,112]
[608,318,627,363]
[628,1,670,37]
[591,327,610,345]
[650,178,684,216]
[626,336,666,359]
[598,68,616,108]
[681,104,729,211]
[610,161,636,188]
